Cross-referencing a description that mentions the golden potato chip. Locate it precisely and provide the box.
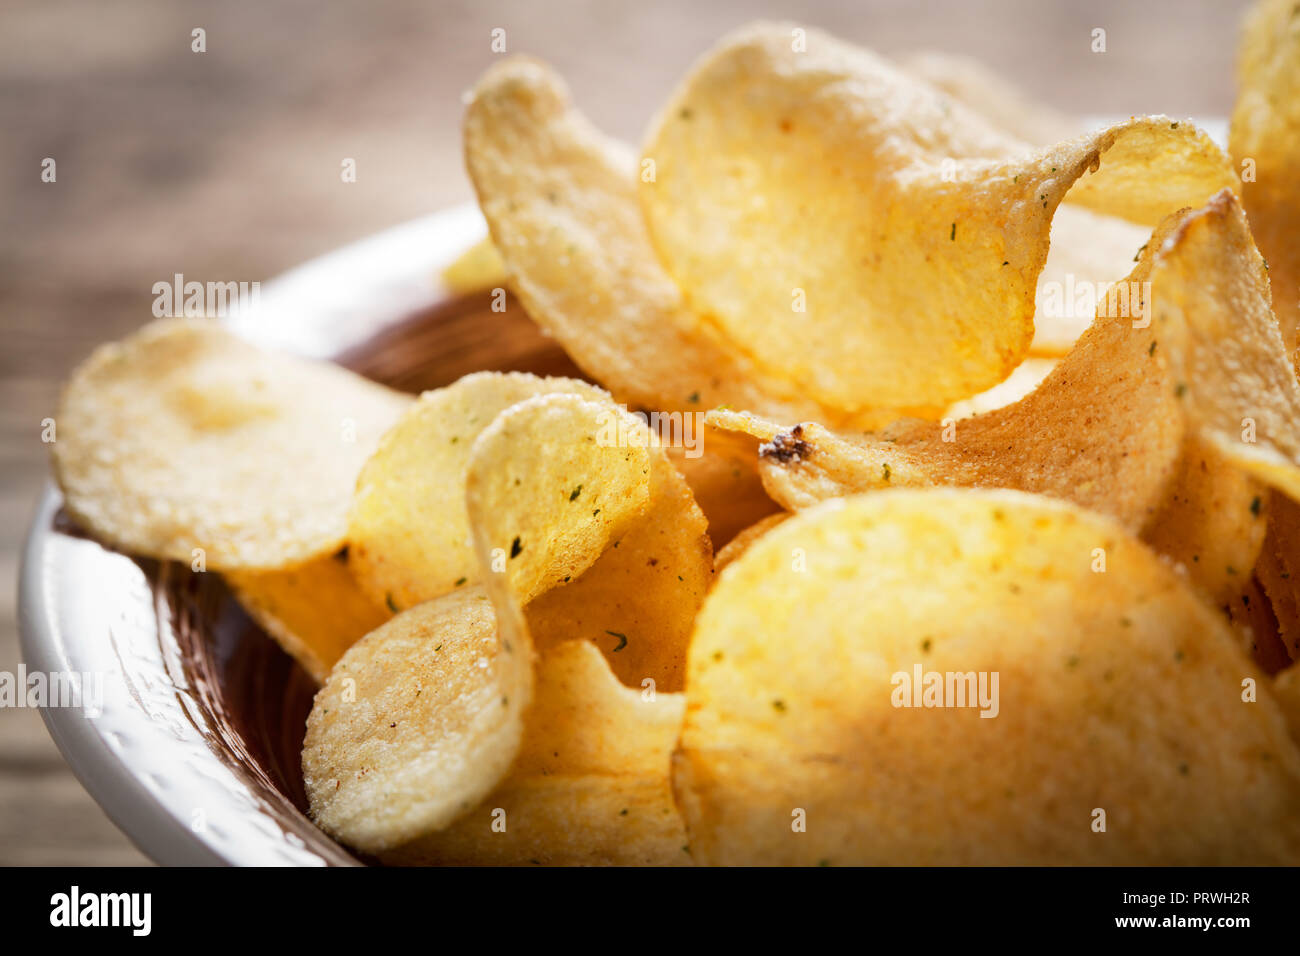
[440,236,508,294]
[303,586,533,855]
[640,22,1236,412]
[705,216,1183,527]
[714,512,789,572]
[898,50,1081,146]
[710,194,1300,538]
[384,641,688,865]
[1138,437,1267,610]
[227,551,391,683]
[666,428,779,548]
[463,56,905,429]
[348,372,607,612]
[1231,0,1300,352]
[707,409,935,512]
[676,488,1300,864]
[468,394,712,692]
[1147,191,1300,502]
[464,393,655,606]
[902,54,1149,357]
[523,453,711,693]
[52,318,411,570]
[307,394,709,860]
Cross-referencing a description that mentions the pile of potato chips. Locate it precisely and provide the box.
[50,8,1300,864]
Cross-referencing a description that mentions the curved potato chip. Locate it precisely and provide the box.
[676,488,1300,864]
[721,411,1265,622]
[307,393,667,858]
[1148,191,1300,502]
[308,393,708,860]
[640,22,1236,411]
[1231,0,1300,352]
[465,394,654,607]
[711,194,1300,544]
[524,452,711,693]
[385,641,688,866]
[52,318,411,570]
[227,551,390,682]
[714,512,790,572]
[468,394,712,692]
[666,428,779,548]
[303,586,532,855]
[707,410,935,511]
[1139,437,1267,609]
[463,56,907,429]
[705,213,1183,526]
[348,371,607,612]
[902,54,1149,357]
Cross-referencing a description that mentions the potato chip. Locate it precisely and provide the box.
[676,488,1300,864]
[523,454,711,693]
[348,371,607,612]
[714,512,790,572]
[720,410,1264,620]
[705,216,1183,526]
[710,194,1300,541]
[666,428,779,548]
[307,394,709,860]
[640,22,1236,411]
[706,409,935,513]
[468,393,712,692]
[1148,191,1300,502]
[902,55,1150,357]
[52,318,411,570]
[384,641,688,865]
[464,393,655,607]
[1138,436,1267,609]
[303,586,532,855]
[227,551,391,683]
[463,56,907,429]
[1231,0,1300,353]
[440,236,508,295]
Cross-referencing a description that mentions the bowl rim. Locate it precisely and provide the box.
[18,202,488,866]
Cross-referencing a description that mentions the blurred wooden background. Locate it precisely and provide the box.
[0,0,1252,864]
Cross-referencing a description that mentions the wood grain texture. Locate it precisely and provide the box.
[0,0,1251,865]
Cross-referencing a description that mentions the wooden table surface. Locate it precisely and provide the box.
[0,0,1252,865]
